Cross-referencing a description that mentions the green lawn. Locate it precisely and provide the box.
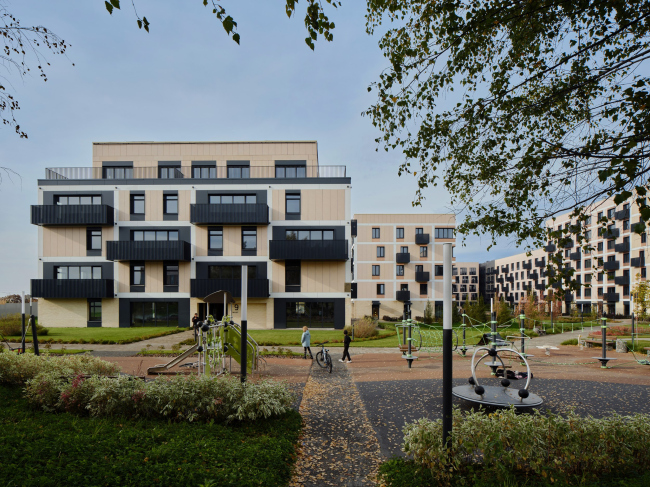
[5,327,186,344]
[249,329,398,347]
[0,385,301,487]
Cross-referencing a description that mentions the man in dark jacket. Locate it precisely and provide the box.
[191,313,200,341]
[339,330,352,363]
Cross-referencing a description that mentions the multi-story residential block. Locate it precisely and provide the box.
[350,214,455,320]
[480,195,650,317]
[31,141,352,329]
[452,261,480,305]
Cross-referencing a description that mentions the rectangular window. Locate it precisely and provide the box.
[435,228,454,239]
[209,228,223,250]
[607,240,614,250]
[585,288,592,298]
[159,166,181,179]
[435,265,443,276]
[104,167,133,179]
[131,262,145,286]
[607,208,615,219]
[55,195,101,205]
[164,263,179,286]
[209,194,257,204]
[420,246,428,257]
[208,265,256,280]
[275,165,306,178]
[623,220,630,230]
[396,228,404,239]
[415,265,423,273]
[163,194,178,214]
[585,230,592,240]
[87,228,102,251]
[643,233,647,244]
[227,165,250,179]
[372,228,380,239]
[396,265,404,276]
[372,265,380,276]
[88,300,102,322]
[377,284,385,295]
[55,266,102,279]
[285,261,301,288]
[285,230,334,240]
[377,246,385,258]
[242,228,257,251]
[132,230,179,241]
[420,283,427,295]
[192,166,216,179]
[643,268,647,278]
[400,246,409,253]
[415,227,423,234]
[598,287,604,297]
[576,260,581,270]
[130,302,179,327]
[131,194,145,214]
[597,242,603,252]
[286,193,301,215]
[624,252,630,263]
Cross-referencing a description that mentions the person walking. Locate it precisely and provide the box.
[191,313,200,341]
[301,326,313,359]
[339,329,352,363]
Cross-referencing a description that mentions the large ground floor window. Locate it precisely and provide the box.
[131,302,179,327]
[286,301,334,328]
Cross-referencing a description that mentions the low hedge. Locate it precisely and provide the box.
[4,328,185,345]
[401,408,650,486]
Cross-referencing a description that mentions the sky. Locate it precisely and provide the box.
[0,0,520,295]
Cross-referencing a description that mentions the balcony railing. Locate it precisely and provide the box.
[614,242,630,253]
[190,278,269,298]
[564,292,574,302]
[615,209,630,220]
[603,292,620,302]
[522,262,532,270]
[269,240,348,260]
[190,204,269,225]
[415,233,430,245]
[107,240,192,261]
[535,258,546,268]
[396,252,411,264]
[631,257,645,267]
[31,205,114,226]
[496,277,504,284]
[31,279,114,299]
[603,260,620,271]
[505,276,514,283]
[545,243,556,252]
[527,272,539,280]
[563,239,574,249]
[396,290,410,302]
[415,271,430,282]
[570,251,581,261]
[535,282,546,291]
[602,228,620,239]
[615,275,630,286]
[44,165,347,180]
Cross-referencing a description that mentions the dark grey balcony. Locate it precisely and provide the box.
[190,279,269,298]
[415,271,430,282]
[564,292,573,302]
[615,242,630,253]
[570,251,581,261]
[563,239,574,249]
[190,204,269,225]
[31,279,114,299]
[527,272,539,280]
[535,258,546,268]
[615,275,630,286]
[396,290,410,301]
[522,262,532,270]
[496,277,504,284]
[603,292,620,302]
[501,265,509,272]
[506,295,514,303]
[415,233,430,245]
[396,252,411,264]
[269,239,349,260]
[535,282,546,291]
[615,209,630,220]
[107,240,192,261]
[506,276,514,283]
[31,204,114,226]
[502,286,510,293]
[603,260,620,271]
[552,281,561,289]
[545,243,556,252]
[603,228,620,239]
[631,257,645,267]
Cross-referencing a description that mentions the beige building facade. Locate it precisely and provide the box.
[351,214,456,321]
[32,141,352,329]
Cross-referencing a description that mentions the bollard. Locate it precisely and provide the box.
[460,314,468,357]
[403,318,418,368]
[519,314,527,358]
[593,317,616,368]
[30,315,39,356]
[631,311,635,352]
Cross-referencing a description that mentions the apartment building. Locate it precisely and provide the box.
[452,261,480,305]
[480,195,650,317]
[350,214,455,320]
[31,141,352,329]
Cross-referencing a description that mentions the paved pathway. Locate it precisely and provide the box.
[289,361,382,487]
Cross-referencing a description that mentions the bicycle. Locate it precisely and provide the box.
[314,342,333,373]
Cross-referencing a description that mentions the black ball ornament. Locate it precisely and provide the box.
[223,345,228,352]
[201,324,209,332]
[197,346,203,353]
[474,385,485,396]
[488,348,497,357]
[501,379,510,388]
[468,377,475,385]
[518,389,529,399]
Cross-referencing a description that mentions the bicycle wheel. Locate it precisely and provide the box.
[326,353,332,373]
[315,351,326,368]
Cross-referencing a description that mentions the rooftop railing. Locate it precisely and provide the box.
[44,165,347,180]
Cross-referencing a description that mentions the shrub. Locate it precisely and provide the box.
[561,338,579,345]
[0,353,120,385]
[382,315,401,322]
[24,373,295,423]
[347,316,379,338]
[0,313,49,336]
[423,300,434,324]
[402,408,650,486]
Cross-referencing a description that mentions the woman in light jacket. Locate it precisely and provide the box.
[301,326,313,359]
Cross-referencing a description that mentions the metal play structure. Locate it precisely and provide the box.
[396,320,459,354]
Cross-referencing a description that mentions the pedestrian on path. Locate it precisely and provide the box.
[192,313,200,341]
[301,326,313,359]
[340,330,352,363]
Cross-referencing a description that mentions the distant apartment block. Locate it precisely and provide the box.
[452,261,480,305]
[31,141,353,328]
[351,214,455,320]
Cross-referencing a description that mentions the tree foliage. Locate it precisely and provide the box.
[365,0,650,291]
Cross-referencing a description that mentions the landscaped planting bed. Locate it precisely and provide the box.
[3,326,186,344]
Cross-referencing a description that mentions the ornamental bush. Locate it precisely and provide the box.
[0,352,120,385]
[24,373,295,423]
[403,408,650,486]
